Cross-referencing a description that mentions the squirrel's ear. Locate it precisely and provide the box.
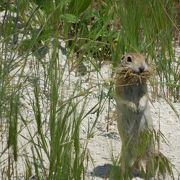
[120,55,125,65]
[120,55,126,66]
[121,55,125,60]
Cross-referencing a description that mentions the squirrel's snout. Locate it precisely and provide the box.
[139,66,145,73]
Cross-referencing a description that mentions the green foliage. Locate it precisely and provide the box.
[68,0,92,16]
[8,93,20,161]
[0,0,179,179]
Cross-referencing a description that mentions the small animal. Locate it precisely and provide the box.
[114,53,153,176]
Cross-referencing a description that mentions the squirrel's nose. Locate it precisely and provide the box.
[139,66,145,73]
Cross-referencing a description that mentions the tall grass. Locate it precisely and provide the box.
[0,0,179,179]
[114,0,179,102]
[0,1,100,179]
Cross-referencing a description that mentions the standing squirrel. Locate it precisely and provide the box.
[115,53,153,176]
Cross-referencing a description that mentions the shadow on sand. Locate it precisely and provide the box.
[91,164,143,179]
[91,164,120,178]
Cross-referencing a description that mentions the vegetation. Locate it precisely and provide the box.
[0,0,179,179]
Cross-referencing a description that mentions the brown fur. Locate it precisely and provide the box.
[115,53,153,175]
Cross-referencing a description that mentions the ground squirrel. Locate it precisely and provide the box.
[115,53,153,176]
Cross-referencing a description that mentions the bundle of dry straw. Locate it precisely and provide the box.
[115,67,152,86]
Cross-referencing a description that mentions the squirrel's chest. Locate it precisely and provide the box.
[118,84,145,102]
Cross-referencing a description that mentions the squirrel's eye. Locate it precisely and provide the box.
[127,56,132,62]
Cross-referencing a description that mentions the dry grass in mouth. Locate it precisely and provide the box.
[115,67,152,86]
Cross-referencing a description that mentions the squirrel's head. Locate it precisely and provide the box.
[120,53,148,74]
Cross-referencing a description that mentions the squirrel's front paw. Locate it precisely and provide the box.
[138,103,146,112]
[128,102,137,112]
[138,97,147,112]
